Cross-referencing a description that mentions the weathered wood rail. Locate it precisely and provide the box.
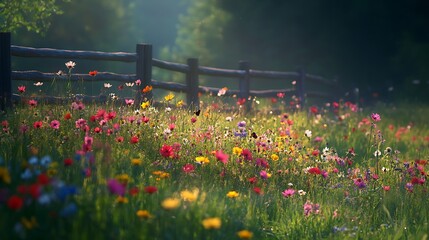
[1,32,340,111]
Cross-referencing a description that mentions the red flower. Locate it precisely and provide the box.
[310,106,318,114]
[89,70,98,76]
[129,187,139,196]
[33,121,43,129]
[7,195,24,211]
[253,187,263,195]
[130,136,139,144]
[237,98,246,105]
[64,158,73,166]
[160,144,174,158]
[241,149,253,161]
[248,177,258,184]
[311,149,320,157]
[116,136,124,143]
[38,173,50,185]
[144,186,158,194]
[308,167,322,175]
[28,183,41,199]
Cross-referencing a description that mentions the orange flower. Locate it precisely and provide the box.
[142,85,153,93]
[89,70,98,76]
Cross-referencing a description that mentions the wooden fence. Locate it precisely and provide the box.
[0,32,340,111]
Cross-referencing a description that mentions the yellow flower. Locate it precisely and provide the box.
[136,210,153,219]
[161,198,181,210]
[131,158,142,166]
[0,167,11,184]
[116,174,130,184]
[195,156,210,164]
[115,196,129,204]
[176,100,184,107]
[180,189,199,202]
[237,230,253,239]
[164,93,175,102]
[226,191,239,198]
[141,101,150,109]
[202,217,222,229]
[271,154,279,161]
[21,217,38,230]
[232,147,243,156]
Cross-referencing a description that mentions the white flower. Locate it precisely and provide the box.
[374,150,382,157]
[323,147,330,154]
[288,182,293,187]
[225,116,233,121]
[304,130,312,138]
[125,82,134,87]
[34,82,43,86]
[165,107,172,112]
[298,190,306,196]
[163,128,171,135]
[104,83,112,88]
[65,61,76,69]
[217,87,228,96]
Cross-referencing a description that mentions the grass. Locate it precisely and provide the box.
[1,84,429,239]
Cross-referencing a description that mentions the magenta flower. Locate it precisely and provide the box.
[107,179,125,196]
[182,163,195,173]
[28,99,37,107]
[353,178,366,189]
[215,150,229,164]
[18,85,26,93]
[125,99,134,106]
[282,188,295,198]
[371,113,381,122]
[50,120,60,129]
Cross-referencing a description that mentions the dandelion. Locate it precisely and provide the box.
[136,210,152,219]
[237,230,253,239]
[164,93,175,102]
[202,217,222,229]
[65,61,76,69]
[161,198,180,210]
[227,191,239,198]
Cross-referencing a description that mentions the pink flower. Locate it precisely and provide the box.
[130,136,139,144]
[33,121,43,129]
[277,92,285,98]
[28,99,37,107]
[135,79,141,86]
[371,113,381,122]
[18,85,26,93]
[50,120,60,129]
[125,99,134,106]
[182,163,195,173]
[282,188,295,198]
[191,117,197,123]
[215,150,229,164]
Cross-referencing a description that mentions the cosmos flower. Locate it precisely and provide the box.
[282,188,295,198]
[65,61,76,69]
[371,113,381,122]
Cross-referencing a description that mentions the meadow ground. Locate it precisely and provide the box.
[1,85,428,239]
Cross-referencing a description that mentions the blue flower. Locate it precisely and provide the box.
[60,203,78,217]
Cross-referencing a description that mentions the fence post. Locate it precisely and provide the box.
[296,68,306,108]
[238,61,250,112]
[186,58,199,109]
[0,32,12,111]
[136,43,152,103]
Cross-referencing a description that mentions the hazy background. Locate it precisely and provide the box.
[8,0,429,103]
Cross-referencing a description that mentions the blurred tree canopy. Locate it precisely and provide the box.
[170,0,429,101]
[0,0,69,34]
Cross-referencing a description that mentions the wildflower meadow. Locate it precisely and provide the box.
[1,62,428,239]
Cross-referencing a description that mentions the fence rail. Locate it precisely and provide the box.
[1,32,341,111]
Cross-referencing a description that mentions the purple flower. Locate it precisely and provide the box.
[282,188,295,198]
[353,178,366,189]
[107,179,125,196]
